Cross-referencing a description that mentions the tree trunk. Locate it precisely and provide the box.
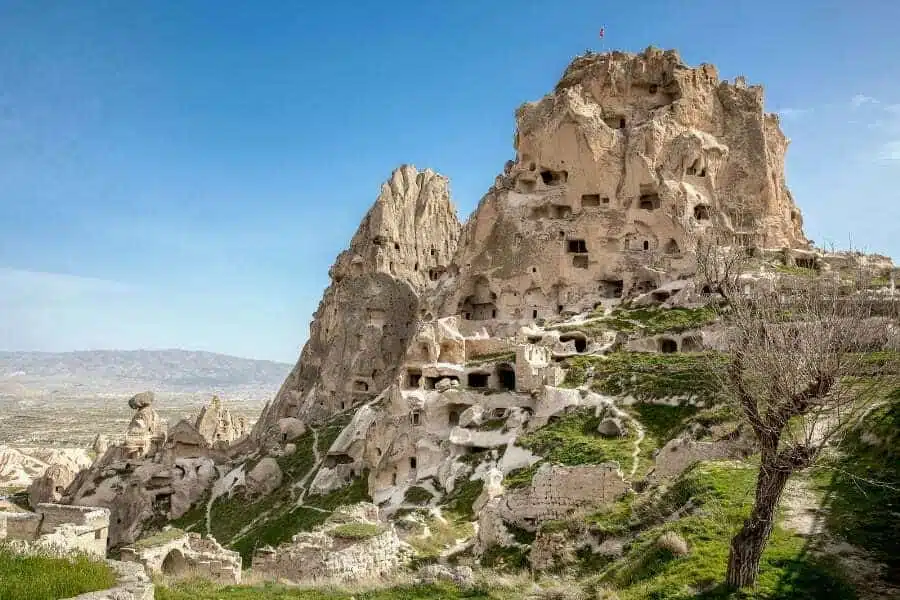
[726,462,792,588]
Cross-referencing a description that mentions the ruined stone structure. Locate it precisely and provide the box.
[120,530,241,584]
[252,503,410,583]
[0,503,109,557]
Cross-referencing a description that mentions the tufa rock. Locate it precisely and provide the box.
[128,391,155,410]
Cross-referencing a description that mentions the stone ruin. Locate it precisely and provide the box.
[120,530,242,584]
[251,503,410,584]
[0,503,109,558]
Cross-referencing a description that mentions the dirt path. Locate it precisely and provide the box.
[780,475,900,600]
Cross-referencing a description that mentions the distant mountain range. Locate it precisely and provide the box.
[0,349,293,399]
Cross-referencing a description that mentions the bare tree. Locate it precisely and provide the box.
[710,270,899,588]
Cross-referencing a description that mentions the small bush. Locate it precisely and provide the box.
[330,523,383,540]
[655,531,689,557]
[404,486,433,505]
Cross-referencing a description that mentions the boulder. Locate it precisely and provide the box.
[597,417,627,438]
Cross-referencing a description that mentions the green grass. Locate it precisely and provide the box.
[131,527,185,548]
[465,351,516,366]
[590,352,726,402]
[813,386,900,583]
[516,408,636,469]
[593,461,858,599]
[443,478,484,521]
[480,544,529,572]
[628,404,700,475]
[231,472,371,563]
[502,463,541,489]
[0,546,118,600]
[608,306,718,336]
[157,580,504,600]
[404,486,434,505]
[330,523,384,540]
[190,412,368,564]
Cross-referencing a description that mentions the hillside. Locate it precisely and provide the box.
[0,349,292,398]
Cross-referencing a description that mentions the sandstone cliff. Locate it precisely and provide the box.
[253,165,462,436]
[438,48,807,324]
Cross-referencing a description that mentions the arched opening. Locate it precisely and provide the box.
[693,204,711,220]
[659,338,678,354]
[161,549,190,577]
[559,333,588,353]
[496,363,516,391]
[642,240,650,251]
[663,239,680,255]
[467,372,489,388]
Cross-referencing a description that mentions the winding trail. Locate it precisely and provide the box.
[294,426,322,507]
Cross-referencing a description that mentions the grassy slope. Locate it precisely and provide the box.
[502,408,635,488]
[171,413,369,564]
[590,462,856,600]
[813,385,900,583]
[157,580,506,600]
[562,352,725,402]
[0,547,117,600]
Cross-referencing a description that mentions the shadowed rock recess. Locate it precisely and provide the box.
[28,48,897,594]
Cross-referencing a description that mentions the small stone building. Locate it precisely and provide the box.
[120,530,241,584]
[0,503,109,557]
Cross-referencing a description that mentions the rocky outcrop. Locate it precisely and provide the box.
[254,165,462,436]
[0,446,91,496]
[437,48,808,325]
[194,395,249,445]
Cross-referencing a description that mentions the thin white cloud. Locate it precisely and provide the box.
[0,268,131,303]
[851,94,879,108]
[879,141,900,161]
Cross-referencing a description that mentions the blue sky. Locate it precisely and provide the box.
[1,0,898,362]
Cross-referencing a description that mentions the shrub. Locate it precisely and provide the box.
[655,531,689,557]
[330,523,383,540]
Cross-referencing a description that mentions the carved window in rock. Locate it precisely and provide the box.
[467,372,489,388]
[572,255,589,269]
[659,338,678,354]
[693,204,711,220]
[411,411,421,426]
[540,169,568,186]
[663,239,680,255]
[639,193,661,211]
[567,239,588,254]
[581,194,603,208]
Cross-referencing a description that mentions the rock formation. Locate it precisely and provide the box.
[437,48,807,323]
[253,165,462,436]
[63,393,248,548]
[52,48,899,588]
[194,395,249,445]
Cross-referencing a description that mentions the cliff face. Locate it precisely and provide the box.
[254,165,462,436]
[438,48,807,323]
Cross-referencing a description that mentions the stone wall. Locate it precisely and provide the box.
[0,504,109,558]
[120,531,241,584]
[252,503,409,583]
[61,559,153,600]
[498,463,627,527]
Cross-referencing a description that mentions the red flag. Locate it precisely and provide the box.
[599,27,605,39]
